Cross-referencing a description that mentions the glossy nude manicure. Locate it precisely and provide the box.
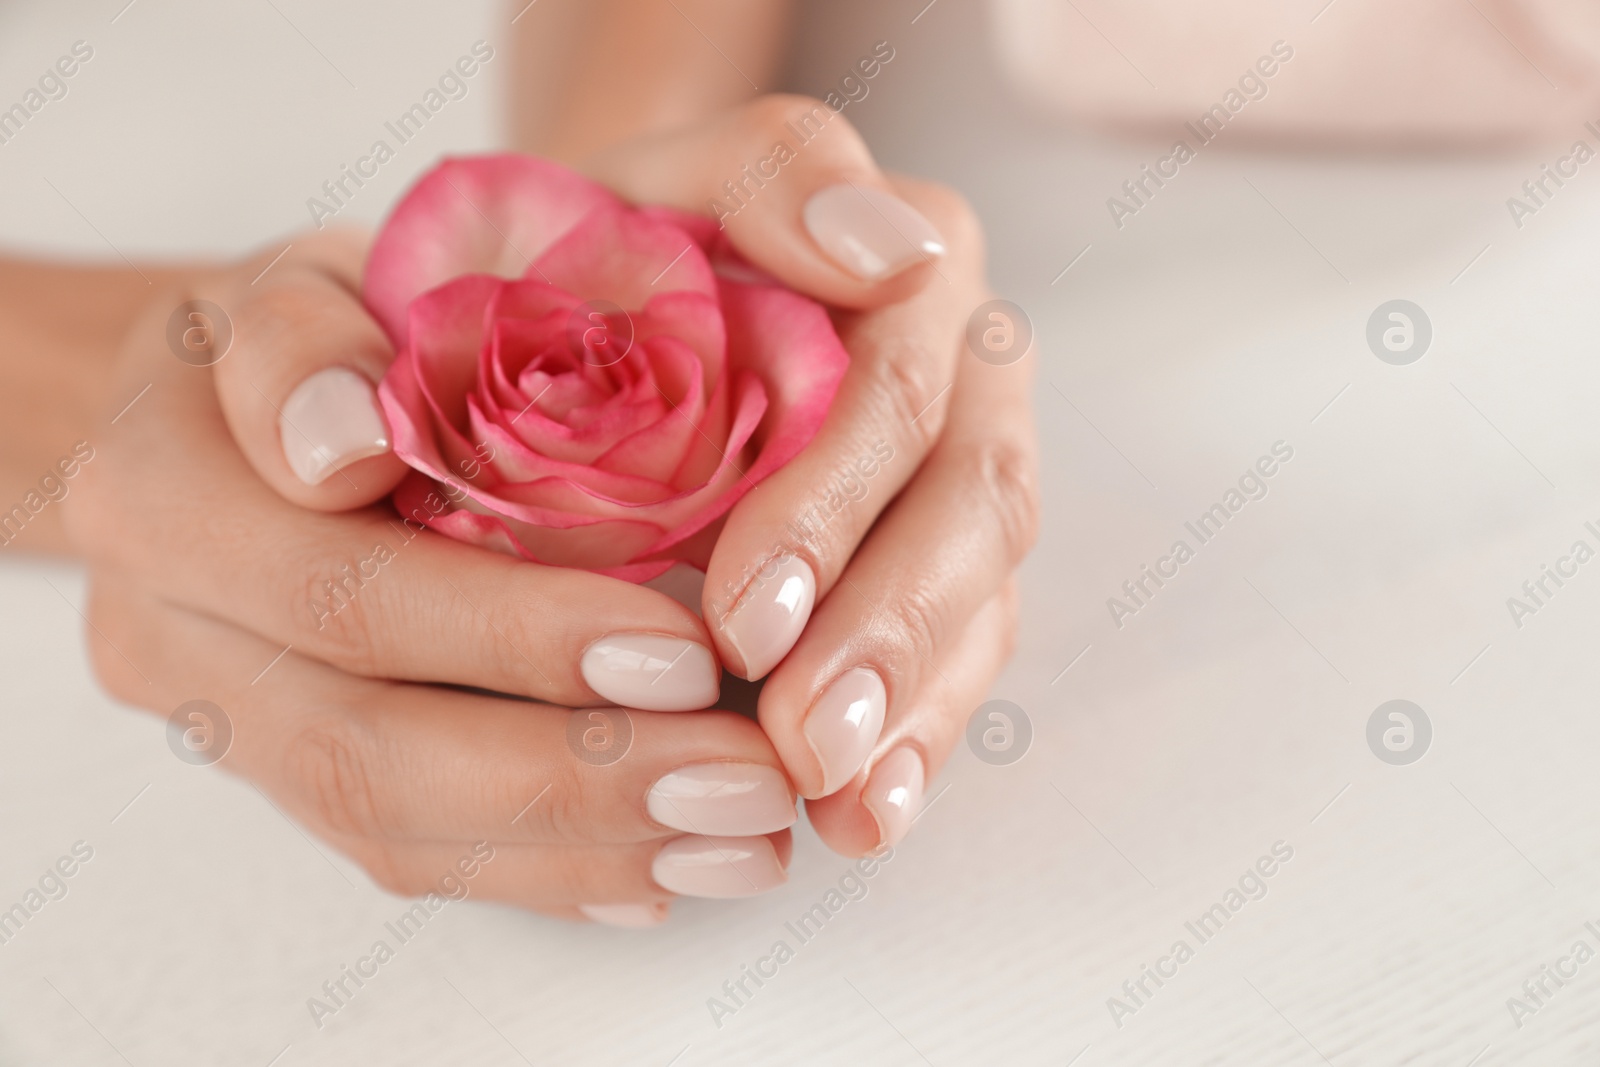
[802,183,947,281]
[802,667,886,797]
[580,634,719,712]
[863,747,924,849]
[279,367,390,485]
[651,835,787,898]
[647,762,796,836]
[578,903,668,928]
[720,555,815,680]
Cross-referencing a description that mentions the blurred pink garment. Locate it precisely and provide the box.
[991,0,1600,147]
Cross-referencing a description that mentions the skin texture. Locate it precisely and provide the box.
[63,234,797,920]
[577,102,1039,819]
[0,260,188,555]
[510,0,795,164]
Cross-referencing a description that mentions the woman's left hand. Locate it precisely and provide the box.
[586,95,1039,856]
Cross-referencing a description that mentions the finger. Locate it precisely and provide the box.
[356,835,680,920]
[754,334,1038,798]
[582,93,947,308]
[700,177,987,680]
[806,585,1019,857]
[85,574,798,848]
[79,313,724,711]
[341,829,795,916]
[209,230,412,509]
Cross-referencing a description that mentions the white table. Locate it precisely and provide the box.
[3,1,1599,1063]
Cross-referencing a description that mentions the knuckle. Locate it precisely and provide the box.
[303,552,533,692]
[227,284,302,355]
[887,583,948,669]
[863,338,945,454]
[965,437,1041,564]
[232,277,330,341]
[736,93,856,146]
[295,555,386,676]
[477,605,548,693]
[283,714,389,839]
[529,756,593,845]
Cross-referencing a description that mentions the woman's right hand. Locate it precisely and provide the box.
[64,232,797,925]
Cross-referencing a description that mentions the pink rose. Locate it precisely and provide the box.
[364,154,849,581]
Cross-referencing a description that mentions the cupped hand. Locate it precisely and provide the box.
[156,93,1039,870]
[579,95,1040,856]
[65,234,800,924]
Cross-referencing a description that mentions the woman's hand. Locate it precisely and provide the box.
[91,92,1038,880]
[583,96,1039,856]
[65,233,800,924]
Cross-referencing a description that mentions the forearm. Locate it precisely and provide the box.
[510,0,792,163]
[0,258,191,555]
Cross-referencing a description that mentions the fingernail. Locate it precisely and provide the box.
[579,903,668,928]
[580,634,719,712]
[863,747,924,849]
[803,668,886,797]
[279,367,391,485]
[720,555,815,680]
[647,762,796,836]
[652,835,788,898]
[803,183,946,282]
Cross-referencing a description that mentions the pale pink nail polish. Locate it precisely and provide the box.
[721,555,815,680]
[580,634,719,712]
[651,835,787,898]
[646,762,796,836]
[579,903,668,928]
[803,668,886,797]
[802,183,947,281]
[863,747,924,849]
[279,367,390,485]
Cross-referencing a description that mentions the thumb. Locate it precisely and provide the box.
[210,229,410,512]
[580,94,948,309]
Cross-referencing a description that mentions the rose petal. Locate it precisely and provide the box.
[480,297,571,411]
[465,395,676,503]
[641,204,781,288]
[432,371,762,533]
[364,155,620,346]
[634,290,727,398]
[427,277,840,559]
[379,274,502,489]
[392,472,675,581]
[480,365,666,467]
[374,156,849,580]
[531,203,717,309]
[635,278,849,558]
[592,337,708,483]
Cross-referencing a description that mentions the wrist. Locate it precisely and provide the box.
[0,258,201,555]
